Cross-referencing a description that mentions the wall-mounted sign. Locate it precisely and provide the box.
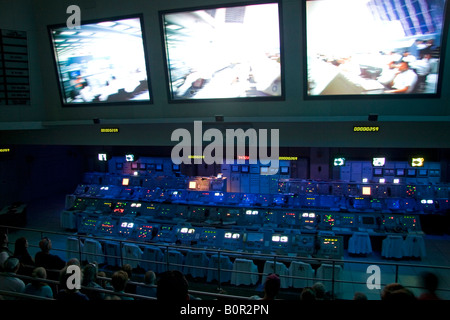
[0,29,30,105]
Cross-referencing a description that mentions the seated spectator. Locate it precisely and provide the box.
[0,257,25,300]
[300,287,316,301]
[0,251,9,272]
[250,273,281,300]
[157,270,189,302]
[81,263,105,301]
[418,272,441,300]
[24,267,54,299]
[353,292,368,300]
[0,233,13,256]
[381,283,416,301]
[13,237,35,276]
[106,270,134,300]
[96,271,108,289]
[136,270,157,299]
[121,263,136,294]
[56,266,89,301]
[35,237,66,278]
[312,282,329,300]
[66,258,81,267]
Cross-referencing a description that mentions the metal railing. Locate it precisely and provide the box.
[2,224,450,300]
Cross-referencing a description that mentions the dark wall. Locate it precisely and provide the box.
[0,145,86,208]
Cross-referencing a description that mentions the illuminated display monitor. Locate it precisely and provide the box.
[188,181,197,189]
[241,165,249,173]
[272,235,288,242]
[411,157,425,167]
[231,165,239,172]
[280,166,289,174]
[407,169,417,176]
[362,186,371,196]
[120,222,134,228]
[48,14,152,106]
[373,157,385,167]
[224,232,240,239]
[396,168,405,176]
[125,154,134,162]
[98,153,107,161]
[418,169,428,176]
[131,162,138,169]
[373,168,383,176]
[246,232,264,242]
[122,178,129,186]
[333,157,345,166]
[304,0,449,98]
[160,2,284,102]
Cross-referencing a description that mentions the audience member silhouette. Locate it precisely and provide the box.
[121,263,137,294]
[418,272,441,300]
[0,233,13,256]
[106,270,134,300]
[300,287,316,301]
[312,282,330,300]
[24,267,54,299]
[81,263,105,300]
[136,270,157,299]
[13,237,35,276]
[35,237,66,278]
[56,266,89,301]
[0,257,25,300]
[157,270,189,302]
[353,291,368,300]
[381,283,416,301]
[262,273,281,300]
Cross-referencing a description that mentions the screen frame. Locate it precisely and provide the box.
[302,0,450,100]
[159,0,286,103]
[48,13,154,107]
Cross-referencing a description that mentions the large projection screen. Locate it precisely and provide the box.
[49,15,152,106]
[305,0,449,99]
[160,1,284,102]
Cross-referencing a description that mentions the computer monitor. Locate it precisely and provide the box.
[280,166,290,174]
[411,157,425,167]
[373,157,385,167]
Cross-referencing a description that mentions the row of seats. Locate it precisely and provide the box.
[66,237,343,292]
